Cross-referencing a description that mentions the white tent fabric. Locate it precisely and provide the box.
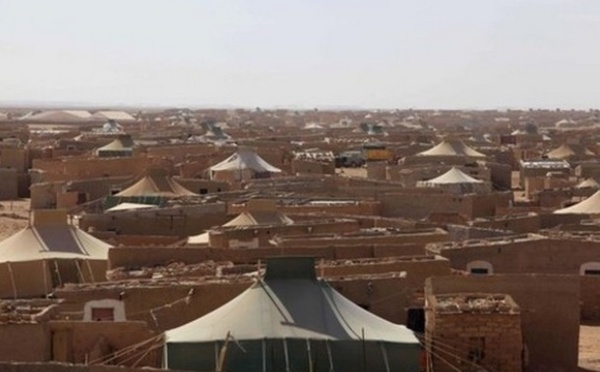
[575,178,600,189]
[0,225,111,263]
[210,148,281,173]
[546,144,594,160]
[422,167,483,185]
[92,111,136,122]
[23,110,91,122]
[187,232,210,245]
[97,139,130,151]
[187,211,293,244]
[105,202,157,213]
[417,139,486,158]
[555,190,600,214]
[114,175,197,198]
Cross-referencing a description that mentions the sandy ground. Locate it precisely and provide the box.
[580,324,600,371]
[0,199,30,240]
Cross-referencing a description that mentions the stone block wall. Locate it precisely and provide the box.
[425,294,523,372]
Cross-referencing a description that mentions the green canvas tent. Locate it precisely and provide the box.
[164,257,420,372]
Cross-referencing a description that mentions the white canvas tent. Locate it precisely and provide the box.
[0,209,111,298]
[95,136,133,158]
[22,110,92,122]
[105,202,157,213]
[575,178,600,189]
[554,190,600,214]
[114,170,197,198]
[210,148,281,181]
[106,169,198,209]
[417,139,485,158]
[187,210,293,245]
[92,111,136,122]
[417,167,488,194]
[164,257,419,372]
[546,144,594,160]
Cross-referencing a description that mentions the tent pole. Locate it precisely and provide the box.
[217,331,231,372]
[283,338,290,372]
[42,260,49,295]
[54,260,63,287]
[361,328,367,372]
[6,262,17,299]
[326,340,334,372]
[306,339,313,372]
[214,342,219,372]
[85,260,96,282]
[380,342,391,372]
[262,338,267,372]
[75,260,85,283]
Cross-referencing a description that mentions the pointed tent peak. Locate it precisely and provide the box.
[425,167,484,184]
[114,168,197,197]
[210,147,282,173]
[96,135,134,152]
[417,138,486,158]
[576,178,600,189]
[32,209,69,227]
[264,256,316,281]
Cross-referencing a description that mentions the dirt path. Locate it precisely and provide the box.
[580,324,600,371]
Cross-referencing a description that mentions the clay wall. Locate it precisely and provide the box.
[79,203,228,237]
[581,275,600,321]
[426,302,523,372]
[426,275,580,371]
[174,178,229,195]
[446,224,516,241]
[378,192,510,220]
[429,238,600,275]
[0,323,49,362]
[274,228,449,249]
[470,214,541,234]
[537,187,596,209]
[207,219,361,248]
[108,244,432,270]
[48,321,159,367]
[32,157,173,183]
[228,200,382,217]
[0,168,19,200]
[291,159,335,175]
[322,256,451,288]
[0,147,28,172]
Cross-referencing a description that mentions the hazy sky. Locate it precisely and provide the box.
[1,0,599,109]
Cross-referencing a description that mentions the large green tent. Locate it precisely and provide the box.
[164,257,420,372]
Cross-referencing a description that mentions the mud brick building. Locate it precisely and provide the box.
[425,293,523,372]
